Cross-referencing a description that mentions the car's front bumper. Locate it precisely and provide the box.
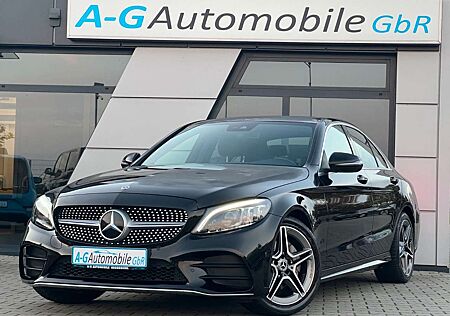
[20,215,282,298]
[31,278,255,297]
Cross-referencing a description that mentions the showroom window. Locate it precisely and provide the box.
[211,53,396,162]
[0,52,130,176]
[0,51,130,225]
[0,51,131,254]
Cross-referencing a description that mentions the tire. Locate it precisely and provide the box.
[375,213,415,283]
[243,218,320,315]
[34,287,104,304]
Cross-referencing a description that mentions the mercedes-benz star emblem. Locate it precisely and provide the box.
[99,209,130,241]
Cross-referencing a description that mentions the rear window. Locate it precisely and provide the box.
[0,157,30,194]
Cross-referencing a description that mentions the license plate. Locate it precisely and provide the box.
[72,247,147,269]
[0,201,7,208]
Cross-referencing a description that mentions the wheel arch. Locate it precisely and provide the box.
[285,207,314,232]
[402,204,415,227]
[391,202,419,251]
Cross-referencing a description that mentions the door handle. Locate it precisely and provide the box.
[357,175,368,185]
[390,177,399,185]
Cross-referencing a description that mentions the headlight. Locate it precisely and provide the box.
[31,195,54,230]
[192,199,271,234]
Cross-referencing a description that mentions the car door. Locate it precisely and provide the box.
[346,127,401,257]
[319,125,374,270]
[349,130,402,255]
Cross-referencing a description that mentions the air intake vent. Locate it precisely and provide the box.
[21,246,48,280]
[194,255,253,291]
[48,257,187,285]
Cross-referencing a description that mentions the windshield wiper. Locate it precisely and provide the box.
[130,165,168,171]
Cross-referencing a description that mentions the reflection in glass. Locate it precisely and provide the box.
[142,121,316,168]
[345,127,378,169]
[225,96,283,118]
[241,61,310,86]
[0,92,99,253]
[0,98,16,156]
[240,61,387,88]
[322,126,353,166]
[0,92,96,177]
[0,155,37,254]
[0,52,130,254]
[96,94,112,125]
[312,98,390,155]
[38,148,85,195]
[311,63,386,88]
[0,156,31,194]
[290,98,311,116]
[0,53,131,86]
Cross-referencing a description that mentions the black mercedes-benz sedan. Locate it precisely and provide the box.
[20,117,419,315]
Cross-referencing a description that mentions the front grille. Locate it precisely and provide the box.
[55,206,188,246]
[48,257,187,285]
[58,225,182,246]
[58,206,188,223]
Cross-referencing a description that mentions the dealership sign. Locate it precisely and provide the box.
[67,0,442,44]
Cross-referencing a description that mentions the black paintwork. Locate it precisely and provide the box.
[20,117,420,297]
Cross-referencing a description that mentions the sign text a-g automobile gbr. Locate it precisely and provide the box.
[67,0,442,44]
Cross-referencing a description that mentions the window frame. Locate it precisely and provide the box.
[54,151,70,173]
[344,126,379,170]
[209,51,397,164]
[319,122,393,172]
[66,149,80,172]
[320,124,354,170]
[237,58,390,90]
[369,140,389,169]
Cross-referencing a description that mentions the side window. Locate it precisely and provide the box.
[370,142,388,168]
[345,127,377,169]
[53,155,63,173]
[322,126,352,168]
[66,150,80,171]
[54,152,70,173]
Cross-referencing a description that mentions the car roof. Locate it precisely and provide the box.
[204,116,351,126]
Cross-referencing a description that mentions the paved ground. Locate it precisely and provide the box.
[0,222,25,255]
[1,256,449,316]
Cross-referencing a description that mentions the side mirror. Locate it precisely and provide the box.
[329,152,363,173]
[121,153,141,169]
[33,177,43,184]
[44,168,53,175]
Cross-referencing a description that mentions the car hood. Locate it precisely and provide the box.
[59,164,308,209]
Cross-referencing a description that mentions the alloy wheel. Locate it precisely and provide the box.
[399,219,414,277]
[267,225,316,306]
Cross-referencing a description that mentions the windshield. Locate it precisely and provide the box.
[141,121,316,168]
